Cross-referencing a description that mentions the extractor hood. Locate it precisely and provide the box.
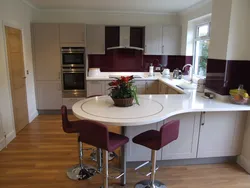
[107,26,144,51]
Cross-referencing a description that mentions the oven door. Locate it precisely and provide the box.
[62,69,85,92]
[62,52,84,67]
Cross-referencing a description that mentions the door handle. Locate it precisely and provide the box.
[23,76,26,79]
[58,72,61,80]
[201,112,206,126]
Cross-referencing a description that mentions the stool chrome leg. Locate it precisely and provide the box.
[135,150,166,188]
[103,150,109,188]
[67,137,96,180]
[97,148,103,172]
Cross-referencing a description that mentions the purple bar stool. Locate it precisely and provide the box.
[77,120,129,188]
[132,120,180,188]
[61,105,96,180]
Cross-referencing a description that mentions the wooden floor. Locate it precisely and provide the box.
[0,115,250,188]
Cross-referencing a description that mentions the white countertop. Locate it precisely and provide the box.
[72,94,250,127]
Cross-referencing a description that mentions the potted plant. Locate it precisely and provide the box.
[108,76,139,107]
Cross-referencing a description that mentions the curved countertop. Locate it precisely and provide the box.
[72,94,250,127]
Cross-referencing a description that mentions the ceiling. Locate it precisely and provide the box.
[24,0,206,13]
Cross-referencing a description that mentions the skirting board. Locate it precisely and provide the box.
[237,155,250,174]
[127,157,237,168]
[0,130,16,151]
[29,110,38,123]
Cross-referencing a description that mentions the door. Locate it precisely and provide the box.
[36,81,62,110]
[162,26,181,55]
[161,113,200,160]
[86,81,105,97]
[5,26,29,133]
[59,24,86,45]
[86,25,105,54]
[197,112,246,158]
[145,81,159,94]
[144,26,163,55]
[32,23,60,81]
[134,81,146,94]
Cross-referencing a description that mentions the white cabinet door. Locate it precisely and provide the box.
[59,24,86,45]
[145,81,159,94]
[162,25,181,55]
[197,112,247,158]
[86,81,105,97]
[32,24,60,81]
[86,25,105,54]
[145,26,163,55]
[62,98,85,109]
[36,81,62,110]
[134,81,146,94]
[161,113,200,160]
[126,123,161,162]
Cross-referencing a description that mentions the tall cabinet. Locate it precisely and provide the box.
[32,23,62,110]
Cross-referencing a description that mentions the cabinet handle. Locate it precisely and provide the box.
[162,45,164,54]
[201,112,206,126]
[145,45,147,53]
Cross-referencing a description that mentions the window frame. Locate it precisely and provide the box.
[193,22,211,78]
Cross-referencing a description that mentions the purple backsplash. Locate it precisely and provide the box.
[206,58,250,95]
[88,49,193,73]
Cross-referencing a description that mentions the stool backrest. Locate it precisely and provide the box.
[61,105,75,133]
[78,120,109,151]
[160,120,180,148]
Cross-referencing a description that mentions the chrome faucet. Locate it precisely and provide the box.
[182,64,193,82]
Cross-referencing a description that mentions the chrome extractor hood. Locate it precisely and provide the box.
[107,26,144,51]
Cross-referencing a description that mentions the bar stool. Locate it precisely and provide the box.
[61,105,96,180]
[132,120,180,188]
[77,119,129,188]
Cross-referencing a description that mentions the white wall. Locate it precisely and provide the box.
[0,0,37,150]
[179,0,212,55]
[226,0,250,60]
[32,9,180,26]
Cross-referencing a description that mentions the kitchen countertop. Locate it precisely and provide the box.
[72,94,250,127]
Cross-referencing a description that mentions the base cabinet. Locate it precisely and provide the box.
[197,112,247,158]
[36,81,62,110]
[63,98,85,109]
[87,81,106,97]
[145,81,159,94]
[161,113,200,160]
[126,123,161,162]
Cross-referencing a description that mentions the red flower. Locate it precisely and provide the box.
[121,76,133,83]
[109,80,119,86]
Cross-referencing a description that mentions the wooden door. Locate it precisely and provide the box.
[144,26,163,55]
[5,26,29,133]
[162,25,181,55]
[145,81,159,94]
[32,24,60,81]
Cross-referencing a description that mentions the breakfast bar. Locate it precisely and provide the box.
[72,92,250,185]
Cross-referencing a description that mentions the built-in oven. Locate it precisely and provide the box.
[62,67,85,97]
[61,47,85,67]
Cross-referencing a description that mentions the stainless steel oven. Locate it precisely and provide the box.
[62,67,85,97]
[61,47,85,67]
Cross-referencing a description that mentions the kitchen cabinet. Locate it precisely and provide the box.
[144,25,181,55]
[105,27,120,49]
[168,87,180,94]
[158,82,165,94]
[144,26,163,55]
[32,23,61,81]
[145,81,159,94]
[86,25,105,54]
[126,122,161,161]
[161,113,200,159]
[197,112,247,158]
[36,81,62,110]
[134,81,146,94]
[86,81,106,97]
[59,24,86,46]
[63,98,85,109]
[162,26,181,55]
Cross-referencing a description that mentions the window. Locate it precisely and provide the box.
[193,23,210,77]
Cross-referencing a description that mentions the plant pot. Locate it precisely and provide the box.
[111,97,134,107]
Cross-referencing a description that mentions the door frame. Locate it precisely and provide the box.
[2,20,29,135]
